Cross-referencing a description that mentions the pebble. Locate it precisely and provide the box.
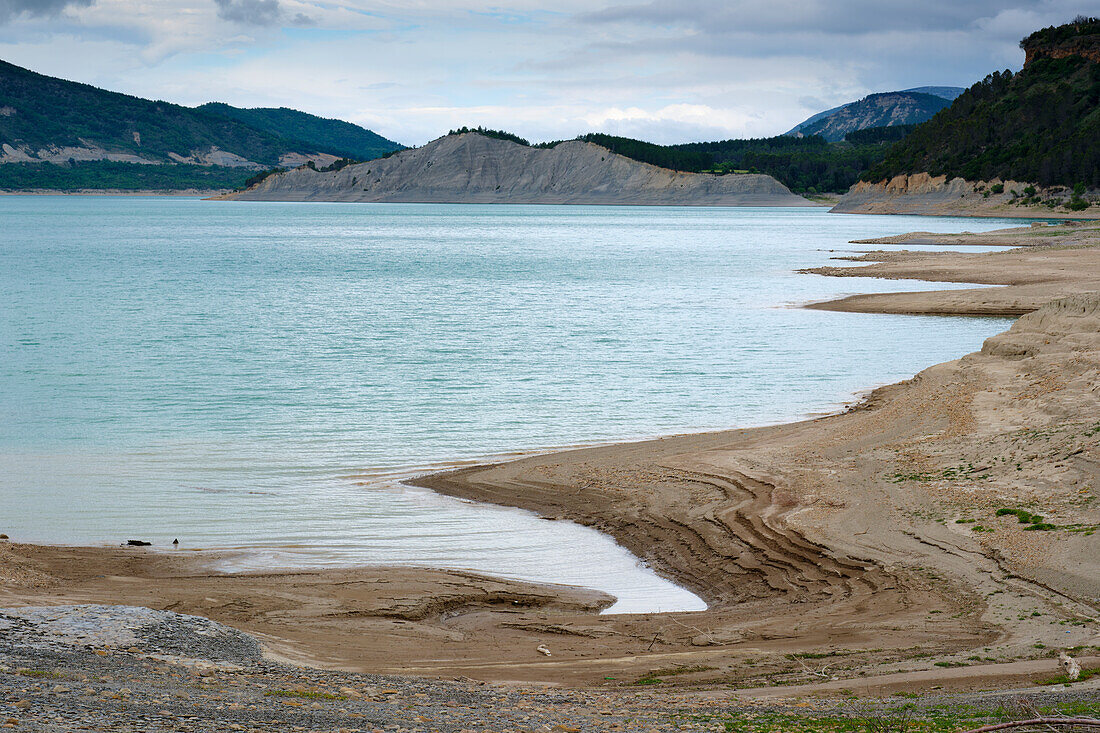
[0,603,1094,732]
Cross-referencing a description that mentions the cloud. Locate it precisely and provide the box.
[2,0,1093,147]
[0,0,93,23]
[214,0,281,26]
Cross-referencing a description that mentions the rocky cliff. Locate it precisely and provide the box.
[222,133,814,206]
[832,173,1100,219]
[1020,18,1100,66]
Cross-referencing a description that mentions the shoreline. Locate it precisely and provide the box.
[3,221,1098,692]
[0,189,229,197]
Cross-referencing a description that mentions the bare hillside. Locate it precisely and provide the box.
[223,132,814,206]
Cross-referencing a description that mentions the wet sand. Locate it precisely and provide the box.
[2,222,1098,694]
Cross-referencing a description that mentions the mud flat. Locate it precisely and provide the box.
[2,223,1098,698]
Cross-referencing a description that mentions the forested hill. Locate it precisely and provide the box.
[864,19,1100,188]
[574,132,901,194]
[197,104,401,161]
[0,59,402,190]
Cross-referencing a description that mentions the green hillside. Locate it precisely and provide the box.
[0,59,402,190]
[865,28,1100,187]
[198,103,402,161]
[0,59,293,165]
[573,132,904,194]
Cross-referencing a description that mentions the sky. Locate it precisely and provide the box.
[0,0,1096,146]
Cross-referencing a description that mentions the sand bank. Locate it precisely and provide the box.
[803,222,1100,315]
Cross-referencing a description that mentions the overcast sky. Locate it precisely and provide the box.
[0,0,1096,146]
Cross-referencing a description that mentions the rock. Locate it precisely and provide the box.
[0,534,8,540]
[11,701,29,710]
[536,644,552,657]
[125,540,151,546]
[1059,651,1082,680]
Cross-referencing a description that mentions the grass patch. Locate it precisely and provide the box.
[996,507,1044,524]
[786,651,848,660]
[633,676,663,685]
[646,665,717,677]
[263,689,346,700]
[16,669,63,679]
[676,698,1100,733]
[933,661,967,668]
[1036,667,1100,686]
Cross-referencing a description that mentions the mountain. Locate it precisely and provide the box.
[196,103,401,162]
[901,86,966,100]
[862,19,1100,189]
[786,91,956,142]
[223,132,814,206]
[834,18,1100,218]
[0,59,402,189]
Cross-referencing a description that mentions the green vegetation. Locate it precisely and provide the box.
[15,669,63,679]
[242,167,286,189]
[1020,16,1100,52]
[0,58,401,191]
[448,126,536,147]
[537,131,904,194]
[0,161,256,191]
[1037,666,1099,685]
[632,676,663,685]
[444,124,917,194]
[864,54,1100,187]
[996,507,1045,524]
[843,124,918,144]
[673,699,1100,733]
[198,103,401,161]
[263,689,346,700]
[995,507,1058,530]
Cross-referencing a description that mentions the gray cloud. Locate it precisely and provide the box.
[214,0,282,26]
[0,0,92,23]
[569,0,1094,95]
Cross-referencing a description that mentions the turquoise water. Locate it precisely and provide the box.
[0,198,1017,612]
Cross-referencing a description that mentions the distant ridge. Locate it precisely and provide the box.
[0,59,402,190]
[196,103,402,162]
[223,132,814,207]
[786,88,962,141]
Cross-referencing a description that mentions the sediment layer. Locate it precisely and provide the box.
[832,173,1100,218]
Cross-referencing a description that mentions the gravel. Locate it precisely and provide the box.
[0,605,1096,732]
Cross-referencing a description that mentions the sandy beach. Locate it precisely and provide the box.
[2,222,1098,706]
